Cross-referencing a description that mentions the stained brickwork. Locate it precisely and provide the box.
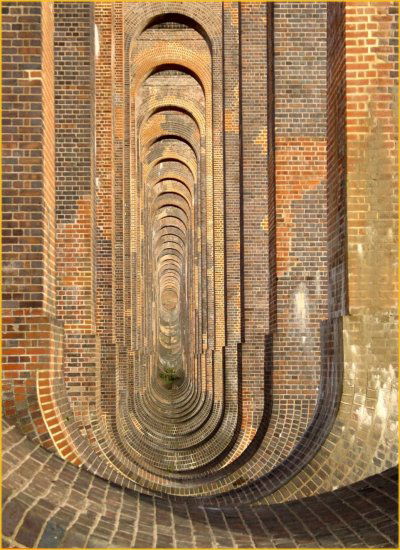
[273,0,328,441]
[260,1,398,505]
[2,1,398,545]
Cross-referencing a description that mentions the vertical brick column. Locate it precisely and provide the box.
[2,2,61,447]
[273,1,328,441]
[222,2,241,433]
[239,2,269,431]
[95,3,113,340]
[112,2,129,425]
[123,5,132,352]
[211,6,225,355]
[113,3,124,346]
[340,1,398,475]
[267,3,277,333]
[262,2,398,504]
[95,3,116,416]
[344,2,398,316]
[54,2,97,427]
[223,2,242,346]
[326,4,348,318]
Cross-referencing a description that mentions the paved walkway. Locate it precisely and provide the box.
[2,422,398,548]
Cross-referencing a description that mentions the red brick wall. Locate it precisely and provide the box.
[54,2,97,427]
[2,1,397,506]
[2,2,55,317]
[272,0,328,448]
[261,0,398,505]
[239,2,269,431]
[2,2,59,448]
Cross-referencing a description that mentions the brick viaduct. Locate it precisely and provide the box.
[2,2,398,548]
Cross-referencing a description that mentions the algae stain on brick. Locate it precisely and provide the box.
[349,101,397,313]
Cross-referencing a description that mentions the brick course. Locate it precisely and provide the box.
[2,0,398,538]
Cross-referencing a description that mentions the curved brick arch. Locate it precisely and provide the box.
[141,110,201,153]
[155,225,187,243]
[158,264,181,278]
[124,2,221,53]
[146,139,197,169]
[95,0,332,502]
[141,13,212,52]
[155,210,189,231]
[156,242,185,256]
[139,101,205,136]
[155,234,185,252]
[157,251,184,266]
[153,193,192,217]
[3,2,397,539]
[146,155,197,181]
[131,45,211,97]
[145,134,200,161]
[152,180,193,204]
[154,216,187,237]
[149,173,195,192]
[147,164,195,189]
[141,61,206,98]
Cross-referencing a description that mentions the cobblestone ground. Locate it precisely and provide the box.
[3,422,398,549]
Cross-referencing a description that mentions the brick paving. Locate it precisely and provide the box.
[2,1,398,546]
[2,421,398,548]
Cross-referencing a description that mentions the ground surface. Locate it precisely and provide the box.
[2,421,398,549]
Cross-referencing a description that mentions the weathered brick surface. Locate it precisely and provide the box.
[239,0,269,439]
[2,0,398,538]
[272,0,328,445]
[261,1,398,505]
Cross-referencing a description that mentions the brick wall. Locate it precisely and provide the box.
[2,1,398,509]
[268,0,329,465]
[54,2,97,429]
[261,1,398,504]
[327,3,348,317]
[2,1,59,448]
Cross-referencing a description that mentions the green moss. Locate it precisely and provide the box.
[159,366,181,383]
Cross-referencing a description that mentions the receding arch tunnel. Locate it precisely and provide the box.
[2,1,398,547]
